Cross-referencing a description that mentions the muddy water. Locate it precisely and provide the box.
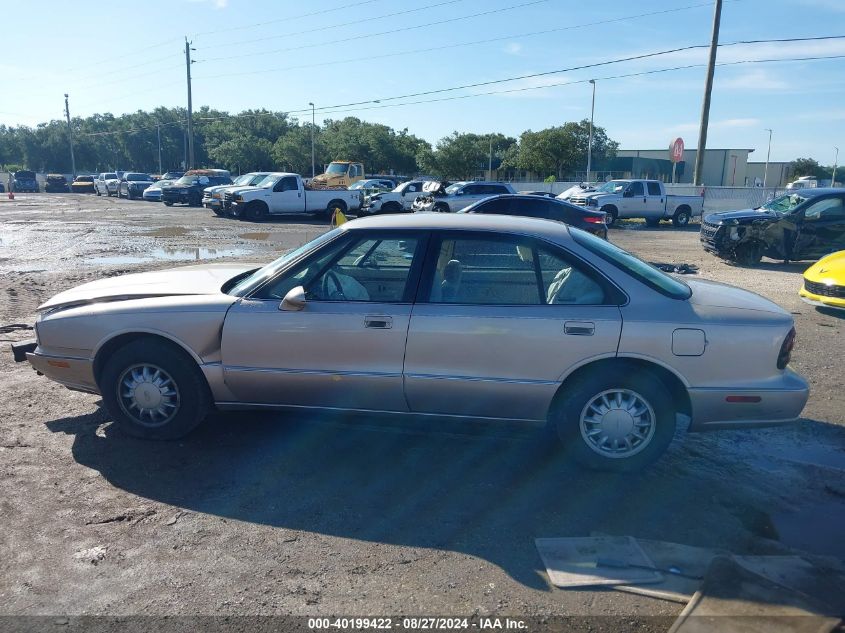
[87,247,252,266]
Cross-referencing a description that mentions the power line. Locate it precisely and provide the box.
[192,0,383,37]
[200,0,550,63]
[193,1,720,81]
[204,0,472,54]
[68,52,845,138]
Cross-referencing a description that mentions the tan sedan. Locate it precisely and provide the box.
[15,214,808,471]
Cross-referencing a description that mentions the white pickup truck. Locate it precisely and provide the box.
[227,172,362,221]
[568,179,704,227]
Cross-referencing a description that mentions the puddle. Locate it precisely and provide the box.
[87,247,252,266]
[144,227,191,238]
[772,502,845,558]
[238,230,325,245]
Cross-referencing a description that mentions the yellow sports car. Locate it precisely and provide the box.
[799,250,845,311]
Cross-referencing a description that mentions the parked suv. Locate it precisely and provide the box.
[12,170,39,193]
[412,181,516,213]
[118,173,155,200]
[701,188,845,265]
[95,173,119,197]
[161,169,232,206]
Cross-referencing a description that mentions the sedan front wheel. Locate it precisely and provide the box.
[100,339,210,440]
[550,368,676,471]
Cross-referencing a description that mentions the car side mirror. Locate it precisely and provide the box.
[280,285,306,311]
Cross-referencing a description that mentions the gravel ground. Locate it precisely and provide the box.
[1,194,844,623]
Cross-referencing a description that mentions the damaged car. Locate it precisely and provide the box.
[700,188,845,266]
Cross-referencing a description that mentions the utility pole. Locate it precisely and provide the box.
[693,0,722,186]
[309,102,316,178]
[587,79,596,182]
[157,123,162,175]
[185,37,195,169]
[64,93,76,178]
[763,128,772,187]
[833,147,839,187]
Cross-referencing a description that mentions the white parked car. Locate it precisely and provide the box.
[412,181,517,213]
[360,180,430,215]
[95,172,119,197]
[203,172,272,214]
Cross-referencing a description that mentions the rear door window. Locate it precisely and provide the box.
[647,182,662,196]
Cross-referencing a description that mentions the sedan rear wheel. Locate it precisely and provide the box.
[550,368,676,471]
[100,339,210,440]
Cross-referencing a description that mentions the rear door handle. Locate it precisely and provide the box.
[565,321,594,336]
[364,315,393,329]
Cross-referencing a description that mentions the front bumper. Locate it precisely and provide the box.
[24,347,99,394]
[143,192,162,201]
[162,193,191,204]
[687,368,809,431]
[799,292,845,311]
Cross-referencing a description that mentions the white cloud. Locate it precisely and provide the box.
[717,69,789,91]
[667,118,761,134]
[504,42,522,56]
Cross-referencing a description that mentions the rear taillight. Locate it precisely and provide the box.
[777,327,796,369]
[584,215,605,224]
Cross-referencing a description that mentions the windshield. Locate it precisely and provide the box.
[76,176,94,182]
[254,175,280,188]
[228,228,343,297]
[572,227,692,299]
[104,173,117,179]
[16,171,36,179]
[325,163,349,175]
[175,174,206,185]
[759,193,808,214]
[126,173,150,181]
[232,174,254,186]
[445,183,465,195]
[595,180,628,193]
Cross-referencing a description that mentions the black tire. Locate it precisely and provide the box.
[672,207,691,228]
[327,199,348,216]
[99,338,210,440]
[432,202,449,213]
[245,200,267,221]
[163,201,173,206]
[733,241,764,266]
[548,367,676,472]
[96,187,101,197]
[189,193,202,207]
[645,218,661,227]
[600,205,618,227]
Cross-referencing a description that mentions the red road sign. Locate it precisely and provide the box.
[670,137,685,163]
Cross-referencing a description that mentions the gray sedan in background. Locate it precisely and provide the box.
[17,214,808,471]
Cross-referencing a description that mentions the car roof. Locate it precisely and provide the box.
[467,193,602,211]
[343,210,574,240]
[793,187,845,197]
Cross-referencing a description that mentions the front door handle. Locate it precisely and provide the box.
[565,321,594,336]
[364,315,393,329]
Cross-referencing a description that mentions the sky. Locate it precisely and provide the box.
[1,0,844,164]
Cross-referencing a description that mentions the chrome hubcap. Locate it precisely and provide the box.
[580,389,655,458]
[117,364,180,427]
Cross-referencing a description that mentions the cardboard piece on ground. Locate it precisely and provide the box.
[610,539,727,603]
[535,536,663,588]
[668,556,842,633]
[733,555,845,616]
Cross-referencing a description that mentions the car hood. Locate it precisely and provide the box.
[229,185,268,196]
[804,250,845,281]
[38,263,256,312]
[704,208,780,224]
[685,278,788,316]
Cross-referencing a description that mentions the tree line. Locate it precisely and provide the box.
[0,107,619,180]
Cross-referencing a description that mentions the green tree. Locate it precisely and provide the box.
[421,132,516,180]
[789,158,831,180]
[515,120,618,179]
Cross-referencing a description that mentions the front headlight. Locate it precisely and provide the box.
[212,193,222,199]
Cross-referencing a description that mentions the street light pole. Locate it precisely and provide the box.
[586,79,596,182]
[763,128,772,188]
[308,102,316,178]
[64,93,76,179]
[833,147,839,187]
[489,136,493,180]
[184,37,195,169]
[157,124,162,175]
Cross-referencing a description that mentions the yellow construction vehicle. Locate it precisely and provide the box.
[310,161,365,188]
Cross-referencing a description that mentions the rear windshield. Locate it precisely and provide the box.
[126,173,151,181]
[571,228,692,299]
[15,171,36,179]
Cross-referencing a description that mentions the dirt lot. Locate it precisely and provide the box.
[1,194,844,621]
